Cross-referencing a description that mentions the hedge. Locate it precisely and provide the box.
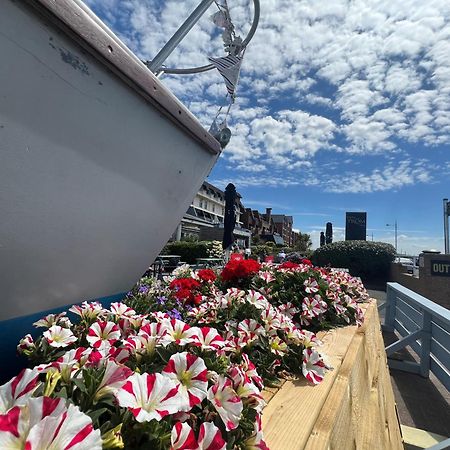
[161,241,209,264]
[311,241,396,281]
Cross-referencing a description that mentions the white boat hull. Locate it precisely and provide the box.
[0,0,221,320]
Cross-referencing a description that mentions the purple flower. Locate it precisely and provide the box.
[168,309,182,320]
[156,296,167,305]
[138,286,149,295]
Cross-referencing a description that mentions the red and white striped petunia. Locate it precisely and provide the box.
[197,422,226,450]
[243,414,269,450]
[116,372,182,422]
[0,368,40,414]
[69,301,105,322]
[302,348,327,384]
[17,334,36,356]
[268,336,288,357]
[244,290,269,310]
[163,352,208,411]
[161,319,201,347]
[93,360,133,402]
[170,422,198,450]
[237,319,266,344]
[240,354,263,390]
[228,367,265,413]
[43,325,77,348]
[109,302,136,318]
[303,278,319,294]
[33,312,72,329]
[207,376,243,431]
[25,402,102,449]
[86,321,121,351]
[196,327,225,351]
[0,397,66,449]
[302,296,326,319]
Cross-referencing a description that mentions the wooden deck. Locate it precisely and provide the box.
[262,300,403,450]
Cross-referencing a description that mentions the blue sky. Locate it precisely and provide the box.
[84,0,450,254]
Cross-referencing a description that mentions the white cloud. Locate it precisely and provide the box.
[84,0,450,190]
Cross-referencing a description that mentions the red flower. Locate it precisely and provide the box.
[279,261,300,270]
[197,269,217,283]
[301,259,313,266]
[221,259,261,282]
[169,278,202,304]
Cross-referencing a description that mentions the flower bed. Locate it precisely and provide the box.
[2,261,369,449]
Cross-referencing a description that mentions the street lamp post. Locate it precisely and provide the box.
[386,221,398,253]
[444,198,449,254]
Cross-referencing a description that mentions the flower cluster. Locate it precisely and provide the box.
[220,259,261,287]
[11,301,274,449]
[8,259,369,449]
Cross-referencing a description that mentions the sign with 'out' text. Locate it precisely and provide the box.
[431,260,450,277]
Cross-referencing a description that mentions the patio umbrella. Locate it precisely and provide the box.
[222,183,237,250]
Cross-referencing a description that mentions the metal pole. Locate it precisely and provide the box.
[444,198,449,254]
[148,0,216,73]
[395,220,398,253]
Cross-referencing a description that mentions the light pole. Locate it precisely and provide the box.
[444,198,449,254]
[386,221,398,253]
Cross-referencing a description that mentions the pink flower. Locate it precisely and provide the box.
[207,376,243,431]
[86,321,121,350]
[116,372,182,422]
[196,328,225,351]
[170,422,197,450]
[302,348,326,384]
[0,369,40,413]
[198,422,226,450]
[161,319,201,346]
[94,360,133,401]
[163,352,208,410]
[43,325,77,348]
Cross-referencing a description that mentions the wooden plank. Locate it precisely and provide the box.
[262,308,365,449]
[431,322,450,349]
[431,338,450,372]
[401,425,449,448]
[430,358,450,392]
[396,298,423,327]
[394,318,421,355]
[262,301,403,450]
[396,306,420,333]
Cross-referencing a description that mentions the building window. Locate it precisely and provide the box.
[199,199,204,209]
[212,204,215,212]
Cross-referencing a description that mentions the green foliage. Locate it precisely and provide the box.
[311,240,396,281]
[162,241,209,264]
[293,232,313,252]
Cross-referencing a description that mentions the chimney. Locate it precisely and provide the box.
[266,208,272,222]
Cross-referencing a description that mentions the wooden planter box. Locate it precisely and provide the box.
[262,301,403,449]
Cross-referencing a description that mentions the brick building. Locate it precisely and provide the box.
[272,214,294,247]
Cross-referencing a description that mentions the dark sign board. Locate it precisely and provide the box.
[345,212,367,241]
[431,260,450,277]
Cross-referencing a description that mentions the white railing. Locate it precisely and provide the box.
[379,282,450,450]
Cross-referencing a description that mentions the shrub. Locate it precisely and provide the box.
[161,241,209,264]
[311,241,396,281]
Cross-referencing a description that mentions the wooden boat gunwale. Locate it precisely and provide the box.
[23,0,221,155]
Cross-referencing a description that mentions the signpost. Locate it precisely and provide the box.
[345,212,367,241]
[431,260,450,277]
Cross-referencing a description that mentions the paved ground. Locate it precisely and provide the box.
[368,289,450,441]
